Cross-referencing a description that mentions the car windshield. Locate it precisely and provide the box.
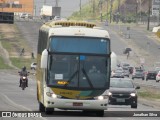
[136,70,143,73]
[110,79,134,88]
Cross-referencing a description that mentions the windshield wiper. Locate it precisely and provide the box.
[82,68,94,89]
[64,70,78,87]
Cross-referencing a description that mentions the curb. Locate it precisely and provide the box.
[139,98,160,109]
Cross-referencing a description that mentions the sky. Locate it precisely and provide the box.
[34,0,90,17]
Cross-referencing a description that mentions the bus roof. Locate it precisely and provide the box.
[40,21,110,38]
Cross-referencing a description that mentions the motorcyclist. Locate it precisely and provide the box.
[19,66,28,87]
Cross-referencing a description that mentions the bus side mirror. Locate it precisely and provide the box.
[41,49,48,68]
[111,52,117,71]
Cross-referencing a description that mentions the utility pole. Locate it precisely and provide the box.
[159,1,160,25]
[93,0,95,19]
[140,0,142,23]
[100,0,103,22]
[44,0,46,5]
[55,0,58,7]
[135,0,138,25]
[110,0,113,23]
[147,0,151,30]
[106,0,109,19]
[80,0,81,17]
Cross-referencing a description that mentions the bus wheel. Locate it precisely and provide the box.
[96,110,104,117]
[39,102,45,112]
[45,108,54,114]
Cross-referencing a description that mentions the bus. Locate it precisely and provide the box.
[36,21,113,116]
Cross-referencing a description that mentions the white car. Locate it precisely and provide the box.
[30,62,37,70]
[156,71,160,82]
[152,26,160,33]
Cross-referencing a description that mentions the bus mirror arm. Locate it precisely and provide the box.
[41,49,48,68]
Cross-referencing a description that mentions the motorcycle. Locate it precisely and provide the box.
[21,75,27,90]
[18,71,29,90]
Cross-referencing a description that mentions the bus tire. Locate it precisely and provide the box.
[45,108,54,114]
[39,102,45,112]
[96,110,104,117]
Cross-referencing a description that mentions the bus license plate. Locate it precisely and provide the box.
[73,102,83,106]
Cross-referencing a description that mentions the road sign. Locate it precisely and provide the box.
[152,0,160,16]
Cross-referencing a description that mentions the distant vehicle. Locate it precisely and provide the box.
[123,67,130,77]
[155,67,160,73]
[146,71,157,81]
[109,78,140,108]
[132,69,145,80]
[20,13,33,19]
[53,16,61,21]
[111,71,124,78]
[156,71,160,82]
[128,66,134,74]
[25,13,33,19]
[40,5,61,20]
[30,62,37,70]
[122,63,130,69]
[152,26,160,33]
[20,13,27,18]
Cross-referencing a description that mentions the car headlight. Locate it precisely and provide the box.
[130,93,136,97]
[94,95,108,100]
[108,92,112,96]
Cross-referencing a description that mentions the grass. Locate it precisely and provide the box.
[138,88,160,100]
[0,56,12,69]
[0,24,31,56]
[10,57,36,69]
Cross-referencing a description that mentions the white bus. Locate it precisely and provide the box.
[36,21,112,116]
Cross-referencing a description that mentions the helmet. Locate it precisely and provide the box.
[22,66,26,71]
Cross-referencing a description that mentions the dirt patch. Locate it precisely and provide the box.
[0,24,31,57]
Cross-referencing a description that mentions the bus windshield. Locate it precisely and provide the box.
[49,36,109,54]
[47,36,110,90]
[47,54,109,89]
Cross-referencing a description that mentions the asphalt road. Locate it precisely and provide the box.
[0,71,159,120]
[1,21,160,119]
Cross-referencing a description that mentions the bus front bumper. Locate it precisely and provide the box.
[44,98,108,110]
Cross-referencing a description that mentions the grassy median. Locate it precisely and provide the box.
[138,87,160,100]
[0,56,12,69]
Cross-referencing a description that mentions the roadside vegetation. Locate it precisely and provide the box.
[0,24,35,69]
[156,29,160,38]
[0,56,12,69]
[69,0,147,23]
[138,87,160,100]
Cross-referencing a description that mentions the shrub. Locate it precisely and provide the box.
[156,29,160,38]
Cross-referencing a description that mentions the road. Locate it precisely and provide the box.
[0,71,159,120]
[1,20,160,119]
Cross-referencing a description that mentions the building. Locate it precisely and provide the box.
[0,0,34,15]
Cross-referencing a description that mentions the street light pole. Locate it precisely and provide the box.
[147,0,151,30]
[80,0,81,17]
[110,0,113,23]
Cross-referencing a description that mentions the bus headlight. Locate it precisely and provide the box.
[46,92,61,98]
[98,96,104,100]
[52,94,57,98]
[130,93,136,97]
